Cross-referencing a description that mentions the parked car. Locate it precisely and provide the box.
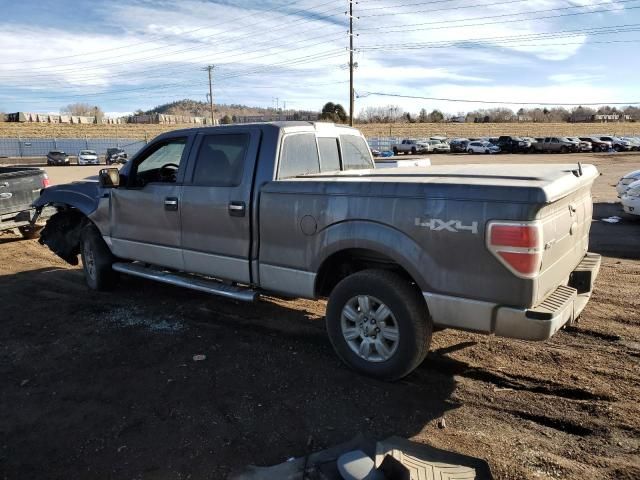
[579,137,611,152]
[77,150,99,165]
[392,139,431,155]
[621,137,640,151]
[620,180,640,216]
[427,140,451,153]
[496,136,530,153]
[46,151,70,166]
[566,138,592,152]
[34,122,601,380]
[616,169,640,196]
[467,141,501,154]
[0,167,52,238]
[599,136,631,152]
[449,138,470,153]
[105,148,128,165]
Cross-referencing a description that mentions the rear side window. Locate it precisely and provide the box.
[340,135,373,170]
[318,137,341,172]
[193,134,249,186]
[278,133,320,179]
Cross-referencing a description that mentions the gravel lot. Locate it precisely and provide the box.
[1,152,639,479]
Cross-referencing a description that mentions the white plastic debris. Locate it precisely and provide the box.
[192,354,207,361]
[601,216,622,224]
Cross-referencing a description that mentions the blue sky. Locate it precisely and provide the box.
[0,0,638,116]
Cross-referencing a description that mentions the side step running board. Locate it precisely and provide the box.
[112,262,258,302]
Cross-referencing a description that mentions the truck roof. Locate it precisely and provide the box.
[153,121,362,138]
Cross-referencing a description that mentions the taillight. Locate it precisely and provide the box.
[487,221,543,278]
[42,176,50,188]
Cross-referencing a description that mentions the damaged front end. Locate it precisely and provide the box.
[32,181,104,265]
[39,210,88,265]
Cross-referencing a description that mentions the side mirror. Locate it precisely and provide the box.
[98,168,120,188]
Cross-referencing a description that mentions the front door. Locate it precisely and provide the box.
[109,136,189,270]
[180,129,260,283]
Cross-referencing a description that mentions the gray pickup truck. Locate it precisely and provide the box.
[533,137,579,153]
[0,166,51,238]
[33,122,601,380]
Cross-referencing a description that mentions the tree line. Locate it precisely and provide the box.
[357,104,640,124]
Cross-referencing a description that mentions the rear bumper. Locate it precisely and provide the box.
[424,252,601,341]
[0,206,55,232]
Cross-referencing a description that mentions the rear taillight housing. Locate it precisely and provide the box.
[42,175,50,188]
[487,221,543,278]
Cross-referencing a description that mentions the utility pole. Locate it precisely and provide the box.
[203,65,215,124]
[348,1,356,126]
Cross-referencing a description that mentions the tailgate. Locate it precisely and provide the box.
[534,175,595,304]
[0,168,46,216]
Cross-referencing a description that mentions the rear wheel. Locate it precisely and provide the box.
[468,148,474,154]
[80,224,118,291]
[326,269,432,380]
[411,147,417,155]
[561,146,569,154]
[392,147,398,156]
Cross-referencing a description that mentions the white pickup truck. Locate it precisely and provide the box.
[392,139,430,155]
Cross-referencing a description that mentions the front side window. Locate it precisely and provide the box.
[135,137,186,185]
[340,135,373,170]
[278,133,320,179]
[193,134,249,186]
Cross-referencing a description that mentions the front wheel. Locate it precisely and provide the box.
[326,269,432,380]
[18,225,41,239]
[80,224,119,291]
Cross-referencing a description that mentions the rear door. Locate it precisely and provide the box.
[179,128,260,283]
[109,135,190,270]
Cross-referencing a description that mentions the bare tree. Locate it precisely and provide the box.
[61,103,103,117]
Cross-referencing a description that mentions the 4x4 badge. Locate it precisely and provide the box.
[415,218,478,234]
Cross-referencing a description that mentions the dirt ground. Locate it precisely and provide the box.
[1,153,639,479]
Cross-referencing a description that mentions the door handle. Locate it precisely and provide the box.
[228,201,246,217]
[164,197,179,211]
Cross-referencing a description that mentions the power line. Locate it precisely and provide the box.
[1,0,342,66]
[357,91,640,106]
[358,1,639,33]
[0,4,345,77]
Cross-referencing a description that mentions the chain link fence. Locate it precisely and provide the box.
[0,137,147,159]
[366,137,405,152]
[0,135,406,160]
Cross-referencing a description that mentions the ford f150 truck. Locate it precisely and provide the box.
[33,122,601,380]
[0,166,51,237]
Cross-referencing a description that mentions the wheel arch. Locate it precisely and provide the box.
[312,221,432,298]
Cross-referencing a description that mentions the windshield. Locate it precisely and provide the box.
[80,150,96,155]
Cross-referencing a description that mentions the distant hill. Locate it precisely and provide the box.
[144,99,272,119]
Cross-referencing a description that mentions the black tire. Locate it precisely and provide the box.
[468,149,474,154]
[561,146,568,154]
[18,225,41,239]
[392,147,398,156]
[485,149,490,154]
[411,147,417,155]
[613,144,622,152]
[80,224,118,291]
[326,269,432,380]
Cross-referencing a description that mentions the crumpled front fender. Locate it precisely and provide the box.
[32,181,103,216]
